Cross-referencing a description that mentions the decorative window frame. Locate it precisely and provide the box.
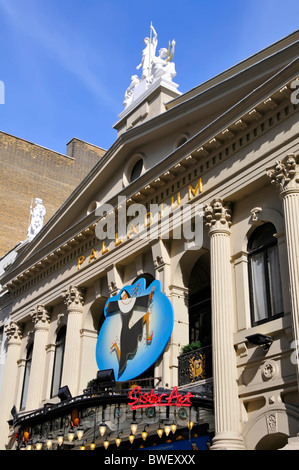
[123,153,146,187]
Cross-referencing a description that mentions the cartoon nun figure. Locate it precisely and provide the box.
[106,275,155,378]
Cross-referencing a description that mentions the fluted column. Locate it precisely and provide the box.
[0,322,22,450]
[204,199,245,450]
[61,285,85,396]
[26,306,50,411]
[267,153,299,382]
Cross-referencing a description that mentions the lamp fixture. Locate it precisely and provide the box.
[171,422,177,434]
[35,439,43,450]
[115,435,121,447]
[26,440,33,450]
[129,433,135,444]
[57,431,64,446]
[246,333,273,351]
[188,420,194,430]
[130,421,138,435]
[80,443,86,450]
[164,422,171,436]
[90,441,96,450]
[46,434,53,449]
[67,428,75,442]
[157,425,164,438]
[103,438,109,449]
[76,424,84,440]
[99,423,107,436]
[142,426,148,441]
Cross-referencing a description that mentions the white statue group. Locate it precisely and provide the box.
[123,23,177,109]
[27,197,46,241]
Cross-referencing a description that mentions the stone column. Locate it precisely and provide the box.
[0,322,23,450]
[61,285,85,397]
[204,199,245,450]
[26,306,50,411]
[267,153,299,382]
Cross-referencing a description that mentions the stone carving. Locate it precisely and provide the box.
[63,285,85,310]
[4,321,23,342]
[267,153,299,193]
[250,207,262,222]
[123,75,140,108]
[27,198,46,240]
[204,198,232,232]
[31,305,51,327]
[136,23,158,81]
[123,23,177,109]
[266,413,277,434]
[261,360,278,381]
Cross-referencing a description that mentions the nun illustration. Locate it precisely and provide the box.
[107,276,155,378]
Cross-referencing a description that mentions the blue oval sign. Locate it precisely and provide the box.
[96,277,174,381]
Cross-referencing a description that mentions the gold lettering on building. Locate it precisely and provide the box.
[77,177,203,269]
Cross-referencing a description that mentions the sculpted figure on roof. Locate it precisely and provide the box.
[123,24,177,109]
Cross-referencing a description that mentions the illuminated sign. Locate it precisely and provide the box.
[96,275,174,382]
[128,386,193,410]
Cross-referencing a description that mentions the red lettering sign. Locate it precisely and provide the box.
[128,386,193,410]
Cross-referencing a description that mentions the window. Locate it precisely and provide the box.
[51,326,66,397]
[130,158,143,182]
[20,344,33,410]
[188,253,211,346]
[248,223,283,325]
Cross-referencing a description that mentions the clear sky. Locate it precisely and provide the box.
[0,0,298,155]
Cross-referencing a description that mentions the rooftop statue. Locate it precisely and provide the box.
[123,23,177,109]
[136,23,158,81]
[27,197,46,241]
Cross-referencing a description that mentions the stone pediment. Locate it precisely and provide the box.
[1,37,298,292]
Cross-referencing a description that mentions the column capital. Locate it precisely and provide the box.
[4,321,23,344]
[30,305,51,329]
[204,198,232,234]
[62,285,86,311]
[267,152,299,195]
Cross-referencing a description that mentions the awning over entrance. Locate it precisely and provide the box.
[9,383,214,451]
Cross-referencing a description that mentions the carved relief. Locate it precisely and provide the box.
[261,360,278,381]
[4,321,23,342]
[204,198,232,232]
[266,413,277,434]
[267,152,299,193]
[250,207,262,222]
[62,285,86,310]
[31,305,51,328]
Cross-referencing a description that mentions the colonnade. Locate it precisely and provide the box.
[0,153,298,450]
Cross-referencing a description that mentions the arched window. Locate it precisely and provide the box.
[248,223,283,325]
[51,326,66,397]
[20,344,33,410]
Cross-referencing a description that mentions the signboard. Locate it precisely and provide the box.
[96,275,174,382]
[128,386,193,410]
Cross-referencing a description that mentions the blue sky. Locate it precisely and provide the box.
[0,0,298,155]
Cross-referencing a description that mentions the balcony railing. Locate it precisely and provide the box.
[178,345,212,387]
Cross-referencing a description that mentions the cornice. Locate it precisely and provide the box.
[2,61,298,292]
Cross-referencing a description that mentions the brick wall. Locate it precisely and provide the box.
[0,132,105,256]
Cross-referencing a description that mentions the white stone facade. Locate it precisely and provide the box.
[0,30,298,450]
